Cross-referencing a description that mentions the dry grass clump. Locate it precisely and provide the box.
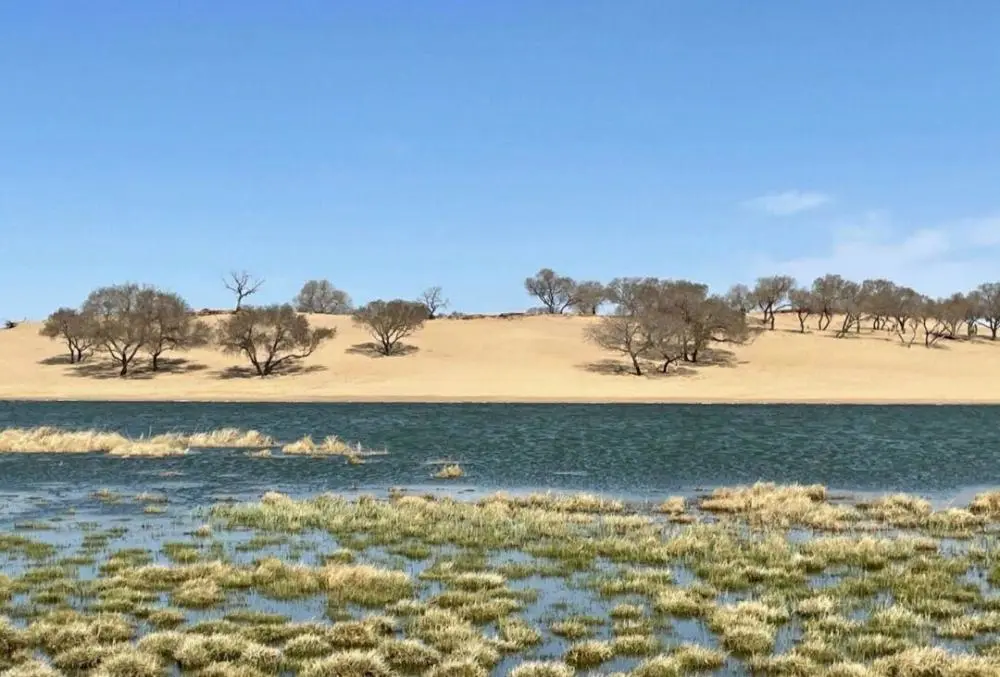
[300,650,395,677]
[434,464,465,479]
[0,426,189,456]
[509,662,575,677]
[484,491,624,513]
[182,428,274,448]
[171,577,225,609]
[700,482,856,530]
[858,493,932,527]
[378,638,442,671]
[1,660,63,677]
[281,435,355,456]
[91,648,164,677]
[426,657,488,677]
[497,618,542,650]
[872,646,1000,675]
[320,563,414,607]
[0,426,278,455]
[564,640,614,668]
[969,491,1000,517]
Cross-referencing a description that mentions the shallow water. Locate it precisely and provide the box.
[2,401,1000,507]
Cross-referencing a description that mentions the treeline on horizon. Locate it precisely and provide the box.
[18,268,1000,380]
[522,268,1000,376]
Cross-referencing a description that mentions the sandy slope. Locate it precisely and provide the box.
[0,313,998,403]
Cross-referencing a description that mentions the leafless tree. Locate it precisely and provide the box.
[139,290,211,371]
[294,279,352,314]
[570,281,607,315]
[585,312,650,375]
[224,271,264,311]
[935,293,972,339]
[752,276,795,329]
[860,279,898,331]
[524,268,576,314]
[976,283,1000,339]
[810,274,843,331]
[833,280,866,337]
[81,283,153,376]
[887,285,922,336]
[788,288,813,333]
[916,298,947,348]
[894,316,921,347]
[588,277,746,374]
[419,286,449,319]
[725,284,754,316]
[39,308,97,363]
[217,304,334,376]
[353,299,428,356]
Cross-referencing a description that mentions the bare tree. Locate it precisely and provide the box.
[353,299,428,356]
[916,298,947,348]
[81,283,152,376]
[657,281,747,363]
[894,314,920,347]
[224,271,264,312]
[810,274,843,331]
[833,280,865,337]
[725,284,754,316]
[294,279,352,314]
[788,288,813,333]
[887,285,922,336]
[524,268,576,314]
[860,279,899,331]
[217,304,334,376]
[419,286,449,319]
[752,276,795,329]
[584,312,650,375]
[39,308,96,363]
[570,281,607,315]
[976,283,1000,339]
[589,278,746,374]
[935,293,971,339]
[140,290,211,371]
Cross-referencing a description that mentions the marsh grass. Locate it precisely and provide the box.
[434,464,465,479]
[0,426,275,455]
[9,484,1000,676]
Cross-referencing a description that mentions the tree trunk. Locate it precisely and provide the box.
[151,352,160,371]
[66,340,76,364]
[119,360,128,377]
[797,313,807,332]
[630,354,642,376]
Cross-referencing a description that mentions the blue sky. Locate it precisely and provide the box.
[2,2,998,320]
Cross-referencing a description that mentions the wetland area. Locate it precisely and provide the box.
[1,401,1000,676]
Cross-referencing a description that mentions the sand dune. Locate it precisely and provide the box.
[0,313,998,403]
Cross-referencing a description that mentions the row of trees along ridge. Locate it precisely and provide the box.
[523,269,1000,375]
[41,276,438,377]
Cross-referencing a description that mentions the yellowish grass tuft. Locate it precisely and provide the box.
[509,662,576,677]
[281,435,354,456]
[320,563,414,607]
[182,428,274,448]
[434,464,465,479]
[970,490,1000,517]
[301,650,395,677]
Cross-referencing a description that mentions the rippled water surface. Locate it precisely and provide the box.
[1,401,998,504]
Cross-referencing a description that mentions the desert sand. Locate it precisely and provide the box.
[0,313,998,403]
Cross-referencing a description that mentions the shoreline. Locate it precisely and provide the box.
[1,394,998,405]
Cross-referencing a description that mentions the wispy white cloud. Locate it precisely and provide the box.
[761,212,1000,296]
[742,190,833,216]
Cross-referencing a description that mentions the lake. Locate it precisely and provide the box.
[0,401,997,505]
